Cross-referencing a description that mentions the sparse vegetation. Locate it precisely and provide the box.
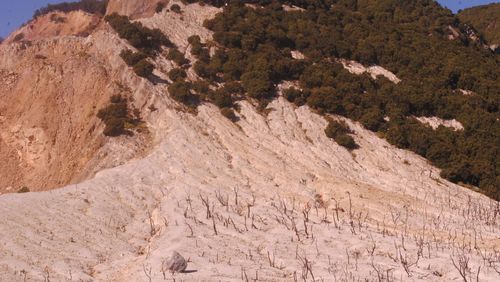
[191,80,212,98]
[3,2,500,280]
[166,49,189,66]
[168,68,187,82]
[106,14,174,79]
[209,90,233,108]
[220,107,237,122]
[168,81,198,107]
[33,0,108,19]
[133,59,155,78]
[120,49,148,66]
[17,186,30,193]
[120,49,154,78]
[170,4,182,14]
[97,95,141,136]
[155,1,167,13]
[49,14,66,23]
[188,35,203,56]
[334,134,358,151]
[105,13,173,56]
[325,120,359,150]
[13,33,25,42]
[283,87,307,106]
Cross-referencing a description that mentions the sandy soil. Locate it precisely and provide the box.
[1,95,499,281]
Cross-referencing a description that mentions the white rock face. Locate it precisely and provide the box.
[459,89,475,96]
[162,251,188,273]
[282,4,305,12]
[415,116,464,131]
[291,50,305,60]
[447,25,461,40]
[106,0,158,19]
[338,59,402,84]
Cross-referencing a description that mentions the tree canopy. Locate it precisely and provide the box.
[187,0,499,199]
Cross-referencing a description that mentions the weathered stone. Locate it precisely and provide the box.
[162,251,187,273]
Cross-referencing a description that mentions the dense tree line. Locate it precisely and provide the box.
[33,0,108,18]
[186,0,499,199]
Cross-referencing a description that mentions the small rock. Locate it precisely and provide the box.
[162,251,187,273]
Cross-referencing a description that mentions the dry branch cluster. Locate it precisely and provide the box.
[164,186,500,281]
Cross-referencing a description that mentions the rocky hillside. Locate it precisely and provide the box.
[0,0,499,281]
[106,0,158,18]
[0,10,151,193]
[458,3,500,49]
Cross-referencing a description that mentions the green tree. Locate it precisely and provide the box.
[168,81,198,106]
[133,59,154,78]
[241,71,274,100]
[168,68,187,82]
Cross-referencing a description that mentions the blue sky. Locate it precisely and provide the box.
[0,0,67,38]
[0,0,499,38]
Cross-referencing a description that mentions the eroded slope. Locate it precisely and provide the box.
[0,14,151,193]
[0,1,498,281]
[1,97,499,281]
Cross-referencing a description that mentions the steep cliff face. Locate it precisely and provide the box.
[5,11,100,44]
[0,12,151,193]
[106,0,159,18]
[0,1,221,194]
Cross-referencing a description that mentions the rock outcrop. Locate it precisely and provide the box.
[106,0,159,18]
[415,116,465,131]
[162,251,188,273]
[338,58,402,84]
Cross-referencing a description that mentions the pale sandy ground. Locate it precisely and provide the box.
[0,1,499,281]
[1,94,499,281]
